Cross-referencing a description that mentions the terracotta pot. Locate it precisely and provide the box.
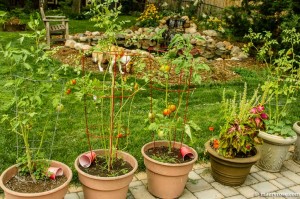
[141,141,198,199]
[292,122,300,164]
[0,160,72,199]
[204,141,260,186]
[257,130,297,172]
[74,149,138,199]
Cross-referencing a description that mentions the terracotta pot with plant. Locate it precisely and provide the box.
[244,29,299,172]
[142,33,208,198]
[69,1,157,198]
[205,84,268,186]
[0,17,72,199]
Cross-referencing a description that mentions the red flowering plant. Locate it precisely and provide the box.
[210,84,269,158]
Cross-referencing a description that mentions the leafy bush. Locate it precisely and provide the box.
[223,0,299,39]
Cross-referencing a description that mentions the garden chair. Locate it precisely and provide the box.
[39,4,69,47]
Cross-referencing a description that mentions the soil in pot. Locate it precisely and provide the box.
[145,146,194,163]
[4,175,67,193]
[78,155,133,177]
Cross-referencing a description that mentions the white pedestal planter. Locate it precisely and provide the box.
[293,122,300,164]
[257,131,297,172]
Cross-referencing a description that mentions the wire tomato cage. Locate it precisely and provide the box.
[147,56,196,150]
[79,49,155,166]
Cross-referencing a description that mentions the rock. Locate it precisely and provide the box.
[231,46,242,57]
[196,39,206,46]
[181,16,189,23]
[74,43,84,50]
[125,33,133,40]
[185,27,197,34]
[202,51,215,59]
[230,57,240,61]
[190,38,197,45]
[203,30,218,37]
[65,39,77,48]
[85,31,92,36]
[116,33,125,39]
[237,52,248,60]
[124,29,133,34]
[81,44,92,52]
[92,31,100,36]
[206,38,216,49]
[215,48,227,56]
[215,41,225,50]
[223,41,233,50]
[80,37,87,42]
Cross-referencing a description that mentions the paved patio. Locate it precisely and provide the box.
[63,159,300,199]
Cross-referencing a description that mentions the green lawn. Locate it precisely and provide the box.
[0,18,299,183]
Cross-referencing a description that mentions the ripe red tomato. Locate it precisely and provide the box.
[168,104,176,112]
[163,108,171,116]
[71,79,76,85]
[66,88,71,95]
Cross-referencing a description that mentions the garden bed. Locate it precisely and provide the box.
[51,46,264,82]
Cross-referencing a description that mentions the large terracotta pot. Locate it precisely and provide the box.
[204,141,260,186]
[74,149,138,199]
[141,141,198,199]
[0,160,72,199]
[257,130,297,172]
[292,122,300,164]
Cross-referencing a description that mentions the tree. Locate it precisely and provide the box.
[72,0,81,14]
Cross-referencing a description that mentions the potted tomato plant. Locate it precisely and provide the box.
[0,17,72,199]
[142,33,208,198]
[69,1,151,198]
[205,84,268,186]
[244,29,299,172]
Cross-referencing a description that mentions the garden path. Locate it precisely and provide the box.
[62,158,300,199]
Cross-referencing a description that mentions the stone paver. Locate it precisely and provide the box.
[211,182,239,197]
[281,170,300,184]
[237,186,258,198]
[226,195,247,199]
[129,185,156,199]
[188,170,202,180]
[283,160,300,173]
[251,181,279,194]
[250,173,265,182]
[186,179,212,192]
[64,193,79,199]
[179,189,197,199]
[256,171,277,180]
[57,158,300,199]
[274,176,296,188]
[269,179,285,189]
[194,188,224,199]
[242,175,259,186]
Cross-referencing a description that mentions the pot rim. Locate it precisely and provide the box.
[204,141,261,163]
[293,121,300,135]
[258,130,297,145]
[141,140,198,167]
[74,149,138,181]
[0,160,72,197]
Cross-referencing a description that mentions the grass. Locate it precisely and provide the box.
[0,18,299,183]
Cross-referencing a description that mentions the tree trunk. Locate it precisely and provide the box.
[72,0,81,14]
